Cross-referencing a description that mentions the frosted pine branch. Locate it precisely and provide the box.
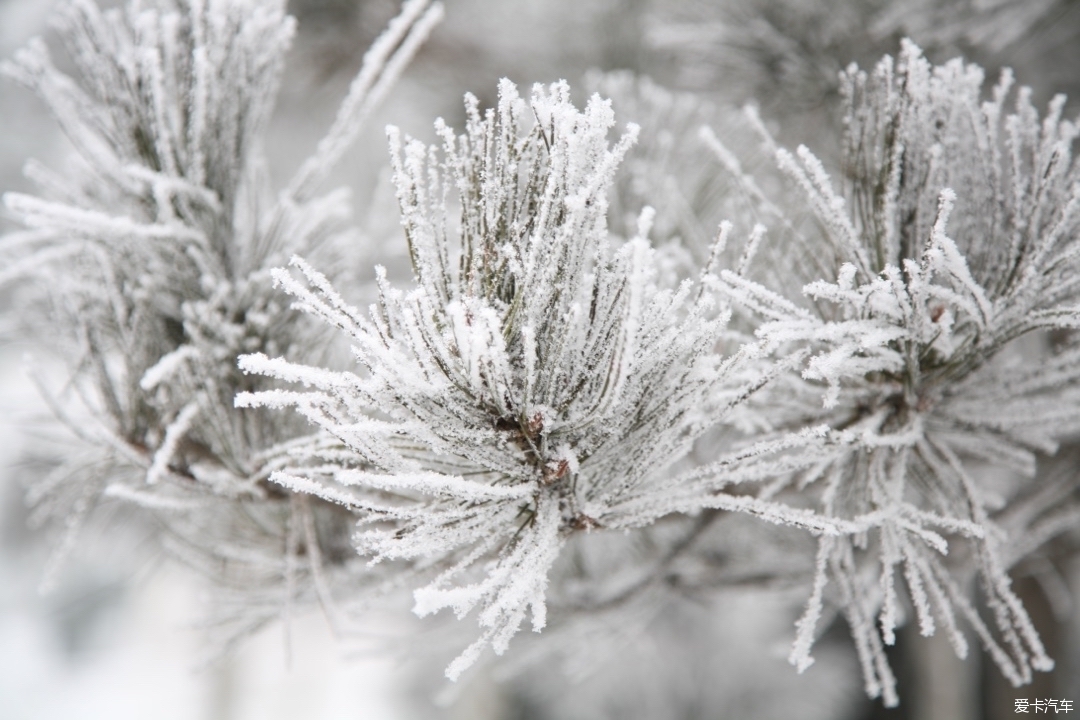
[1,0,441,648]
[235,80,818,678]
[707,41,1079,704]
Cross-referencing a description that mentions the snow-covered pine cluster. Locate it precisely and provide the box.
[234,79,820,679]
[0,0,443,642]
[705,41,1080,703]
[3,0,1079,709]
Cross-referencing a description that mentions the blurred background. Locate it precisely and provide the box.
[1,0,1078,718]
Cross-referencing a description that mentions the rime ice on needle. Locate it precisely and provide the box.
[709,42,1080,705]
[235,80,818,678]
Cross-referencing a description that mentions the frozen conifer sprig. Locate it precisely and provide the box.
[236,80,816,679]
[1,0,443,636]
[710,41,1080,705]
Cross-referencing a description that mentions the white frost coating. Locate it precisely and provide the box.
[146,401,200,485]
[237,352,355,390]
[141,345,200,390]
[432,497,564,681]
[286,0,444,201]
[335,469,534,501]
[104,483,216,511]
[789,538,833,672]
[4,194,206,243]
